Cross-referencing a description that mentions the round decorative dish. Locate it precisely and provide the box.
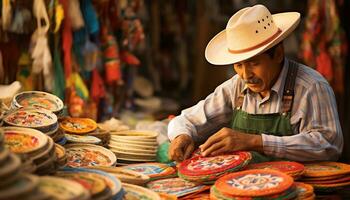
[245,161,305,177]
[110,130,158,138]
[303,162,350,177]
[60,118,97,134]
[13,91,64,114]
[65,144,117,167]
[123,183,161,200]
[65,133,101,144]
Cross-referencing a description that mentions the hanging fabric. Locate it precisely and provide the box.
[68,0,84,30]
[2,0,12,31]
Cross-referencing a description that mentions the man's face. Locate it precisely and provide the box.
[233,52,282,94]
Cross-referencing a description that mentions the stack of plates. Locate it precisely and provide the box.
[147,177,209,198]
[87,166,150,185]
[11,91,64,115]
[64,143,117,167]
[54,143,67,167]
[245,161,305,179]
[123,183,161,200]
[108,130,158,163]
[178,151,252,184]
[294,182,315,200]
[122,162,176,181]
[3,108,58,136]
[299,162,350,192]
[57,168,124,200]
[210,169,297,200]
[3,127,58,175]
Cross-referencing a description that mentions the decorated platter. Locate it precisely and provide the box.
[65,144,117,167]
[110,130,158,138]
[38,176,89,200]
[60,118,97,134]
[179,151,251,176]
[215,169,294,197]
[303,162,350,177]
[3,127,48,154]
[122,163,175,178]
[65,133,101,144]
[304,175,350,184]
[301,174,346,181]
[295,182,314,199]
[13,91,64,113]
[0,154,21,178]
[0,174,38,199]
[245,161,305,176]
[3,108,57,131]
[147,178,208,197]
[123,183,161,200]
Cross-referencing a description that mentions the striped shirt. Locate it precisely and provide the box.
[168,58,343,161]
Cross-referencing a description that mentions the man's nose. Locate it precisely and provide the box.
[242,66,253,80]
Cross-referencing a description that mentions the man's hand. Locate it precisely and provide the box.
[169,134,195,162]
[199,127,263,157]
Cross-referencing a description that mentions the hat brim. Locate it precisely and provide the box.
[205,12,301,65]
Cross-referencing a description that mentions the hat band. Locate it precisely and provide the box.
[228,28,282,54]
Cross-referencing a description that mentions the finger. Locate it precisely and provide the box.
[210,147,227,156]
[169,140,184,161]
[174,147,185,161]
[202,142,224,157]
[183,142,195,160]
[200,132,223,152]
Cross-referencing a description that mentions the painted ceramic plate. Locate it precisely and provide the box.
[303,162,350,177]
[304,175,350,185]
[110,130,158,138]
[300,174,346,181]
[117,156,157,162]
[123,183,161,200]
[147,178,207,197]
[38,176,89,200]
[54,143,66,160]
[295,182,314,198]
[179,151,251,176]
[0,174,38,199]
[3,127,48,154]
[215,169,294,197]
[245,161,305,176]
[4,108,57,129]
[60,118,97,134]
[122,163,176,178]
[110,136,157,144]
[65,144,116,167]
[65,133,101,144]
[13,91,64,113]
[109,147,156,157]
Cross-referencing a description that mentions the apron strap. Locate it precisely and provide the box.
[281,60,299,113]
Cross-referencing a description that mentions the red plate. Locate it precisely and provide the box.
[215,169,294,197]
[303,162,350,177]
[178,151,250,176]
[245,161,304,175]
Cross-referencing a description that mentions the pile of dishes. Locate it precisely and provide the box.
[108,130,159,163]
[245,161,305,179]
[299,161,350,192]
[122,162,176,181]
[56,168,124,200]
[64,143,117,168]
[147,177,209,198]
[123,183,161,200]
[3,126,58,175]
[54,143,67,167]
[178,150,252,184]
[210,169,297,199]
[294,182,315,200]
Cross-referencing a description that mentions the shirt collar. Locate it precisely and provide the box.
[241,58,289,97]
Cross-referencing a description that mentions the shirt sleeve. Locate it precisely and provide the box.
[262,82,343,161]
[168,77,237,143]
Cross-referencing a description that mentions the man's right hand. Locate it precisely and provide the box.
[168,134,195,162]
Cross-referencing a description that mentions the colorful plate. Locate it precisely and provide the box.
[65,144,117,167]
[13,91,64,113]
[108,145,157,154]
[60,118,97,134]
[245,161,305,176]
[123,183,161,200]
[65,133,101,144]
[215,169,294,197]
[303,175,350,185]
[38,176,89,200]
[147,178,208,197]
[303,162,350,177]
[109,147,156,157]
[3,108,57,130]
[179,151,251,176]
[54,143,66,160]
[295,182,314,199]
[110,136,157,145]
[3,127,48,154]
[122,163,176,179]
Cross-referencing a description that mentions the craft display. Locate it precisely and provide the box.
[245,161,305,179]
[87,166,150,185]
[147,177,208,197]
[60,117,98,134]
[12,91,64,114]
[211,169,296,199]
[65,143,117,167]
[178,151,251,183]
[122,162,176,181]
[123,183,161,200]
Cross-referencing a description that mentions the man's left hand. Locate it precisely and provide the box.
[199,127,263,157]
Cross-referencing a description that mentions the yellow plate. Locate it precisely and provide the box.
[60,118,97,134]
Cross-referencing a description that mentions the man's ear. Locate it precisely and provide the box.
[274,43,285,64]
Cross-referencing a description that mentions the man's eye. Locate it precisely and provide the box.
[251,62,259,66]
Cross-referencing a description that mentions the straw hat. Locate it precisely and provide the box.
[205,4,300,65]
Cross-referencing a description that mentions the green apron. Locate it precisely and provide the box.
[230,60,299,163]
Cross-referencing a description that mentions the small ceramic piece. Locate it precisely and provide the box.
[60,118,97,134]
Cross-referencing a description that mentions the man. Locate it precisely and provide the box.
[167,5,343,162]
